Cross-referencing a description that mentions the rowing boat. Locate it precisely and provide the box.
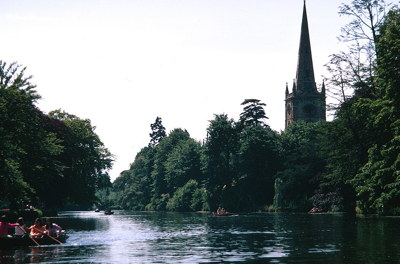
[0,233,67,248]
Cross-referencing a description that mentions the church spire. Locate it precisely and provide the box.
[285,1,326,128]
[295,1,316,93]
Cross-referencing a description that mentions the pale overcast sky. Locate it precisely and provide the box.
[1,0,347,181]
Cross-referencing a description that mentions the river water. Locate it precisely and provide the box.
[0,211,399,263]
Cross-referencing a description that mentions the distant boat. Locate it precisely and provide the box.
[211,207,237,217]
[211,212,237,217]
[104,209,114,215]
[95,208,100,212]
[212,213,239,217]
[308,207,323,214]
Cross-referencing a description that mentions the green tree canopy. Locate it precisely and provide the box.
[49,109,113,207]
[236,125,280,211]
[350,9,400,215]
[0,61,64,208]
[203,114,239,211]
[239,99,268,127]
[149,116,166,147]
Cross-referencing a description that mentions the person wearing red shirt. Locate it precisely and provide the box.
[0,215,19,237]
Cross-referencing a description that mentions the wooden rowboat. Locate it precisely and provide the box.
[0,233,67,248]
[211,212,238,217]
[104,210,114,215]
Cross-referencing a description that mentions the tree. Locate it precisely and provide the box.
[164,139,202,193]
[338,0,389,54]
[113,147,154,210]
[239,99,268,127]
[0,61,39,100]
[349,9,400,215]
[150,128,191,210]
[149,116,166,147]
[315,6,400,215]
[0,61,65,208]
[49,110,113,207]
[236,125,281,211]
[274,122,326,211]
[376,8,400,109]
[324,48,372,107]
[0,61,114,210]
[203,114,239,211]
[166,179,207,212]
[325,0,392,107]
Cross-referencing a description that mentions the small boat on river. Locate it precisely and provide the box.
[211,207,237,217]
[211,212,238,217]
[0,232,67,248]
[104,209,114,215]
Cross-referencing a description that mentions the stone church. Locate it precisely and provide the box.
[285,2,326,128]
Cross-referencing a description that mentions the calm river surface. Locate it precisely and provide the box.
[1,211,399,263]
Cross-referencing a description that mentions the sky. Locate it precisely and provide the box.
[1,0,349,181]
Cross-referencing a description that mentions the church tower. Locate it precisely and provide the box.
[285,1,326,128]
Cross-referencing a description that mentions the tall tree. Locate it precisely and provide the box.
[236,125,280,211]
[325,0,392,105]
[150,128,191,210]
[338,0,389,54]
[203,114,239,211]
[376,8,400,108]
[274,122,326,211]
[113,147,154,210]
[0,61,38,207]
[350,9,400,215]
[149,116,166,147]
[164,139,202,193]
[49,110,113,207]
[0,61,66,208]
[239,99,268,127]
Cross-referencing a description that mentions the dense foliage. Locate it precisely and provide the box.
[110,101,281,212]
[0,61,113,210]
[109,1,400,215]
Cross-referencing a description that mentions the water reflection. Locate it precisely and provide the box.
[1,211,400,263]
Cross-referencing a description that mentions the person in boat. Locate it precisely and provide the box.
[308,207,323,214]
[0,215,19,237]
[29,218,46,238]
[45,218,62,237]
[14,217,27,237]
[216,207,227,215]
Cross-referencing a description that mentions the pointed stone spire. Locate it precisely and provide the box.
[285,82,289,95]
[292,79,296,94]
[295,1,317,93]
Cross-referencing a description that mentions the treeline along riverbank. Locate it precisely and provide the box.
[105,1,400,216]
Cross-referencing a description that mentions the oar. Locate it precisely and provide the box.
[17,225,40,246]
[33,227,63,244]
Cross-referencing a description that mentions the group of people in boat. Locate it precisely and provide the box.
[216,207,227,215]
[214,207,233,216]
[0,215,62,239]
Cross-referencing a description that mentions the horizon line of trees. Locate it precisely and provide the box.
[104,0,400,215]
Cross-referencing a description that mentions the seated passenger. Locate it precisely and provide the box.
[45,219,62,237]
[0,215,19,237]
[216,207,227,215]
[29,218,46,238]
[14,217,27,236]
